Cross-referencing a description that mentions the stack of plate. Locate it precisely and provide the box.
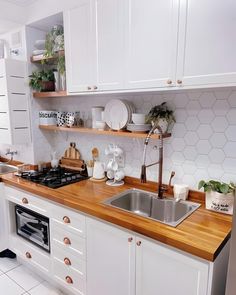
[104,99,135,130]
[127,123,151,133]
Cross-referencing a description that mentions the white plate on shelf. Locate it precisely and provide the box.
[104,99,129,130]
[127,123,151,132]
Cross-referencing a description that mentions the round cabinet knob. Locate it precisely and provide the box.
[167,79,172,85]
[63,237,71,245]
[63,216,71,224]
[177,79,182,85]
[136,241,142,246]
[128,237,133,243]
[22,198,28,204]
[65,276,73,284]
[87,86,92,90]
[25,252,32,259]
[93,85,98,90]
[64,257,71,266]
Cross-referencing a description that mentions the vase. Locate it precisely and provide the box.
[205,191,234,215]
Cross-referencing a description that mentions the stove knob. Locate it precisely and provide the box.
[63,237,71,245]
[63,216,71,224]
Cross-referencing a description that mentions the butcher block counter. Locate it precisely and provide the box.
[0,173,232,262]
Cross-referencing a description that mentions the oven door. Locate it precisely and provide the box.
[15,205,50,252]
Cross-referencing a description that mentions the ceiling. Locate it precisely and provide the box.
[0,0,38,6]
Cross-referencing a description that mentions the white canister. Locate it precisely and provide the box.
[91,106,104,129]
[39,111,57,125]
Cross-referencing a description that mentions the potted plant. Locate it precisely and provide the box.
[198,180,235,215]
[29,69,55,92]
[146,102,175,133]
[44,25,64,59]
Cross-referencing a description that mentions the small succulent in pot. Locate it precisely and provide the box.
[29,69,55,92]
[198,180,235,194]
[146,102,175,133]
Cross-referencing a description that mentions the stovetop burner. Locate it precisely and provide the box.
[20,166,88,188]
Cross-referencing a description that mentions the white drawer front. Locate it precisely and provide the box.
[10,236,51,275]
[0,95,9,111]
[5,186,49,215]
[51,206,86,238]
[0,112,10,128]
[9,93,28,110]
[11,110,29,128]
[52,224,86,260]
[52,245,86,278]
[0,128,11,144]
[8,77,26,94]
[53,259,86,295]
[12,127,31,144]
[0,77,7,95]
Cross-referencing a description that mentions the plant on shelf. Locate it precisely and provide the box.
[29,69,55,92]
[198,179,235,215]
[146,102,175,133]
[44,25,64,59]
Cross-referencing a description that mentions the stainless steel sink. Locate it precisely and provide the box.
[0,163,17,174]
[103,188,200,227]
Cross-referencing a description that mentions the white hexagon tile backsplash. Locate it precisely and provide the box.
[31,89,236,190]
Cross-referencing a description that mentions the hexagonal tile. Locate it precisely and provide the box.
[195,155,210,168]
[211,117,228,132]
[194,169,209,183]
[141,101,153,113]
[224,142,236,157]
[199,92,216,108]
[164,143,174,157]
[209,149,225,164]
[171,151,185,164]
[214,89,232,100]
[171,138,185,151]
[171,164,184,178]
[186,100,201,116]
[213,100,229,116]
[197,109,214,124]
[185,116,200,131]
[225,126,236,141]
[226,109,236,124]
[187,91,202,100]
[174,109,188,123]
[207,164,224,179]
[174,93,189,108]
[197,125,213,140]
[227,91,236,107]
[196,140,212,154]
[184,131,199,146]
[172,123,187,138]
[222,158,236,173]
[210,133,227,148]
[221,173,236,183]
[183,161,197,174]
[182,175,196,188]
[183,146,198,160]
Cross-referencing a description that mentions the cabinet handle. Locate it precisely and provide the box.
[64,257,71,266]
[87,86,92,90]
[128,237,133,243]
[167,79,172,85]
[22,197,28,204]
[65,276,73,284]
[177,79,182,85]
[93,85,98,90]
[25,252,32,259]
[63,237,71,245]
[136,241,142,246]
[63,216,71,224]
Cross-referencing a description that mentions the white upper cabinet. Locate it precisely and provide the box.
[176,0,236,87]
[125,0,179,90]
[64,0,93,93]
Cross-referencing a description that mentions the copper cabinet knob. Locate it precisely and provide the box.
[22,197,28,204]
[64,257,71,266]
[177,79,182,84]
[87,86,92,90]
[63,216,71,224]
[25,252,32,259]
[65,276,73,284]
[167,79,172,85]
[63,237,71,245]
[93,85,98,90]
[136,241,142,246]
[128,237,133,243]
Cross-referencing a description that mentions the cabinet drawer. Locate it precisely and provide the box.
[52,245,86,278]
[0,77,7,95]
[11,110,29,128]
[0,95,9,111]
[0,112,10,128]
[51,206,86,238]
[53,259,86,295]
[0,128,11,144]
[9,93,28,110]
[52,224,86,260]
[5,186,49,216]
[8,76,26,94]
[10,236,51,275]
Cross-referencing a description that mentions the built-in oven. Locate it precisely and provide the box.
[15,205,50,252]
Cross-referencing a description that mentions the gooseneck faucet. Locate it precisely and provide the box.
[140,124,164,198]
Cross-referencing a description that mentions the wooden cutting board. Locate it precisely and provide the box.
[60,142,85,170]
[64,142,81,159]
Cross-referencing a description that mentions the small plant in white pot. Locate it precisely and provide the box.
[198,180,235,215]
[146,102,175,133]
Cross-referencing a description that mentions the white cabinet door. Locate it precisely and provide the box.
[136,237,209,295]
[91,0,125,91]
[177,0,236,87]
[125,0,179,90]
[64,0,93,93]
[87,218,135,295]
[0,184,9,252]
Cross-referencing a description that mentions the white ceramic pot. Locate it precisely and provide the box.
[205,191,234,215]
[152,118,169,134]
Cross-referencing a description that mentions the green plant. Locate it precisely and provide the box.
[57,55,65,75]
[44,25,64,59]
[146,102,175,124]
[198,180,236,194]
[29,69,55,91]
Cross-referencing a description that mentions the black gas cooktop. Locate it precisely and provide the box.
[20,166,88,189]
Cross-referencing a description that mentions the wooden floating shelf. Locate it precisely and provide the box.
[33,91,68,98]
[39,125,171,139]
[30,50,65,64]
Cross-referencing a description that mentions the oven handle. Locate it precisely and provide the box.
[16,209,39,224]
[26,223,45,238]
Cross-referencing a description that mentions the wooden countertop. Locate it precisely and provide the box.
[0,173,232,262]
